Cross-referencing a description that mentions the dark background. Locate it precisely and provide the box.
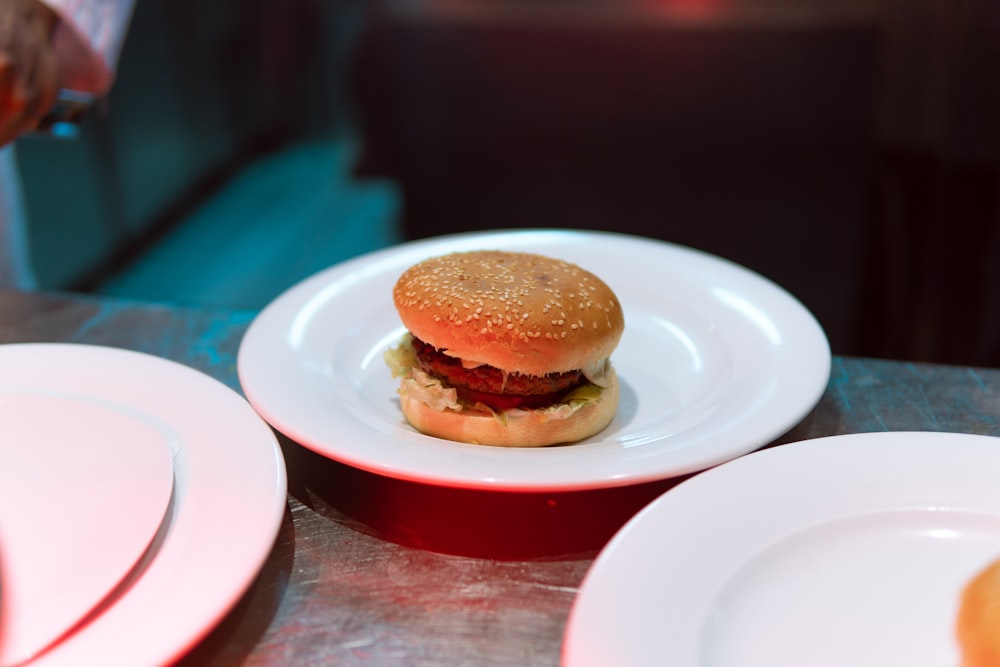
[14,0,1000,367]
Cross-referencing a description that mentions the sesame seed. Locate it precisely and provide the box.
[394,250,619,348]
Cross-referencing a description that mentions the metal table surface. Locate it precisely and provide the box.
[3,288,999,666]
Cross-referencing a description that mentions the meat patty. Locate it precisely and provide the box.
[411,336,582,396]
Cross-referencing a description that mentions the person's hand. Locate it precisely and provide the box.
[0,0,58,146]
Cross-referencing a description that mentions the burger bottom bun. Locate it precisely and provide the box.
[957,556,1000,667]
[399,366,620,448]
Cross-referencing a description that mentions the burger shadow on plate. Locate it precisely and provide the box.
[278,428,685,561]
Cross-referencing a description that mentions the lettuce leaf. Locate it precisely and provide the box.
[400,368,463,412]
[529,382,603,422]
[383,332,417,378]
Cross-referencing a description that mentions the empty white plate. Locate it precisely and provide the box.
[563,431,1000,667]
[0,392,174,666]
[0,344,286,667]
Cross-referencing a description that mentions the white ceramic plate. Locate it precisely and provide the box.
[238,229,830,491]
[0,344,286,667]
[563,431,1000,667]
[0,392,175,666]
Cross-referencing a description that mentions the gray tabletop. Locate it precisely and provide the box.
[3,289,999,666]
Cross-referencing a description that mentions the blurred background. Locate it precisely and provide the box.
[11,0,1000,367]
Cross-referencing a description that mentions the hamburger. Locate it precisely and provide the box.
[956,556,1000,667]
[384,250,624,447]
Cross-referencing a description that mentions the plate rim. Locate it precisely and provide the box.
[238,229,831,491]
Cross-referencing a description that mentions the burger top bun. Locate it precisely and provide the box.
[957,556,1000,667]
[392,250,624,376]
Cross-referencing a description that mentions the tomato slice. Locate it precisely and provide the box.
[455,386,568,411]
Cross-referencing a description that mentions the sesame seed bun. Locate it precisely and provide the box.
[957,557,1000,667]
[399,363,620,447]
[392,250,624,375]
